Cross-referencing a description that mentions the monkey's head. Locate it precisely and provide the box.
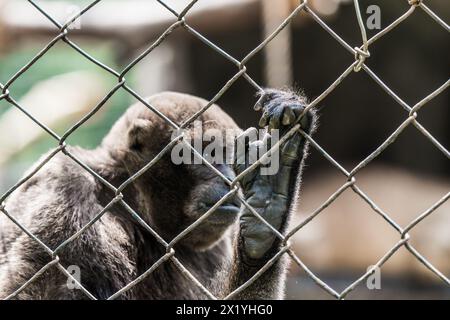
[103,92,242,250]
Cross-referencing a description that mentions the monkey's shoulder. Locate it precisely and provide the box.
[17,147,101,200]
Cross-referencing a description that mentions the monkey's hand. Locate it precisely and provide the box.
[234,89,315,264]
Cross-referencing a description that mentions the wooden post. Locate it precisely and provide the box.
[0,0,9,54]
[262,0,293,88]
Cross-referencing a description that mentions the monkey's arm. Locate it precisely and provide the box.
[227,89,316,299]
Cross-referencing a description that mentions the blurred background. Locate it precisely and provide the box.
[0,0,448,299]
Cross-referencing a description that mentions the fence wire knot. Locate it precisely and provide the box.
[408,0,422,7]
[353,47,370,72]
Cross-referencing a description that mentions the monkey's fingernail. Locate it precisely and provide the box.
[269,116,279,130]
[254,92,267,111]
[259,113,269,127]
[282,108,295,125]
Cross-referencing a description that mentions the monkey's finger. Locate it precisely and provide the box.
[293,105,313,129]
[259,111,269,128]
[280,108,315,168]
[269,102,290,130]
[299,110,311,130]
[254,91,268,111]
[268,112,281,131]
[282,107,296,126]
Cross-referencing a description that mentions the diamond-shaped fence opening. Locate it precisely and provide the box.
[0,0,448,300]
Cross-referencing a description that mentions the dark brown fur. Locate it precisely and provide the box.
[0,91,314,300]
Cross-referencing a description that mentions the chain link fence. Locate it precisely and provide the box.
[0,0,449,300]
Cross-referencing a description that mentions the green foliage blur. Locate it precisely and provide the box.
[0,42,133,189]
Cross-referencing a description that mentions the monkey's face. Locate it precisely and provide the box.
[120,95,242,250]
[150,128,240,250]
[127,144,240,250]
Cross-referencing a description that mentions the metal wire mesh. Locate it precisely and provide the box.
[0,0,449,300]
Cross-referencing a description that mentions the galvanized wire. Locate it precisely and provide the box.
[0,0,448,300]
